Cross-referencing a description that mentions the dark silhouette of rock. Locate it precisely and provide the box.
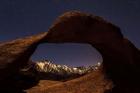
[0,11,139,93]
[0,33,47,92]
[46,11,140,93]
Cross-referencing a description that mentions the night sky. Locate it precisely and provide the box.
[0,0,139,67]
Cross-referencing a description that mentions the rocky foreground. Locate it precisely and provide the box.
[0,11,140,93]
[25,67,113,93]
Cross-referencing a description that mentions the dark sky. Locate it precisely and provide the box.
[0,0,139,67]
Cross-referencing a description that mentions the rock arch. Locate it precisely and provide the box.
[46,11,140,85]
[0,11,139,93]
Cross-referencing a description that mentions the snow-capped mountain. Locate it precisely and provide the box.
[34,60,101,76]
[21,60,101,80]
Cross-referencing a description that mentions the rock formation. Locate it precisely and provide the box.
[0,33,48,92]
[0,11,139,93]
[45,11,140,93]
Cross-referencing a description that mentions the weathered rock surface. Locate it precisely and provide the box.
[0,11,139,93]
[26,68,113,93]
[0,33,48,92]
[45,11,140,93]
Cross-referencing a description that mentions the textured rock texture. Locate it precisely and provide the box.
[0,32,48,92]
[45,11,140,93]
[26,69,113,93]
[0,11,139,93]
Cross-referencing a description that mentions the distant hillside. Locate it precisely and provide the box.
[21,60,101,80]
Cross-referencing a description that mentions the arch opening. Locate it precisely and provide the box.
[31,43,103,67]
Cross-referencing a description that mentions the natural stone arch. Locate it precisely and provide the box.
[45,11,140,92]
[46,11,138,79]
[0,11,139,93]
